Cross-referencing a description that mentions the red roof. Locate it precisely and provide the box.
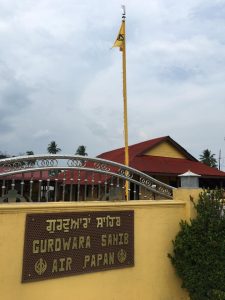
[0,166,109,185]
[133,155,225,177]
[98,136,197,161]
[98,136,225,178]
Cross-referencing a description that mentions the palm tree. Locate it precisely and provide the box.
[0,151,9,159]
[75,145,88,156]
[26,150,35,165]
[26,151,34,156]
[47,141,61,154]
[199,149,217,168]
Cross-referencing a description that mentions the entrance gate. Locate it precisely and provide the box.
[0,155,174,202]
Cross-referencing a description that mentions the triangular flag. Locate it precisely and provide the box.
[113,22,125,51]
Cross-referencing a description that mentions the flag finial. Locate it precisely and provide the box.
[121,5,126,20]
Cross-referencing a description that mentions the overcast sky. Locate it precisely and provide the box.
[0,0,225,168]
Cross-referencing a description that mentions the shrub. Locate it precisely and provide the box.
[168,190,225,300]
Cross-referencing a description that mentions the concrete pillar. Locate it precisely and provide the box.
[173,188,202,220]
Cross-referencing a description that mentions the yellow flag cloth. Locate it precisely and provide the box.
[113,22,125,51]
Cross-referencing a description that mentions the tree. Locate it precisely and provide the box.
[168,190,225,300]
[75,145,88,156]
[26,151,34,156]
[0,151,9,159]
[25,150,36,166]
[47,141,61,154]
[199,149,217,168]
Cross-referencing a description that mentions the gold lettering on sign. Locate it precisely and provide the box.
[46,218,91,233]
[62,219,70,232]
[33,240,39,254]
[56,219,63,231]
[70,218,80,229]
[96,216,121,228]
[101,233,129,247]
[83,252,115,269]
[22,211,134,283]
[52,257,72,273]
[46,219,56,233]
[32,236,91,254]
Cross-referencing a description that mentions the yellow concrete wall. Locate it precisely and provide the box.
[174,188,202,220]
[144,141,187,159]
[0,200,190,300]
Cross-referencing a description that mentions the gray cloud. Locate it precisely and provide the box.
[193,2,225,20]
[0,61,32,134]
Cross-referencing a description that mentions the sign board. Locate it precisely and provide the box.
[22,210,134,282]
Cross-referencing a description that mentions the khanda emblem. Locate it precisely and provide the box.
[117,249,127,264]
[117,33,124,42]
[35,258,47,275]
[113,21,125,50]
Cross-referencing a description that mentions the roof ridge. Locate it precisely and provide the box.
[97,136,168,157]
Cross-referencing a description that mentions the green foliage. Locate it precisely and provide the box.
[199,149,217,168]
[75,145,88,156]
[168,190,225,300]
[25,150,36,166]
[47,141,61,154]
[0,151,9,159]
[26,150,34,156]
[209,290,225,300]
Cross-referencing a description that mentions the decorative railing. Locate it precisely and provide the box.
[0,155,174,203]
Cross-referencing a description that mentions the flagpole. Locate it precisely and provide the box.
[121,6,129,200]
